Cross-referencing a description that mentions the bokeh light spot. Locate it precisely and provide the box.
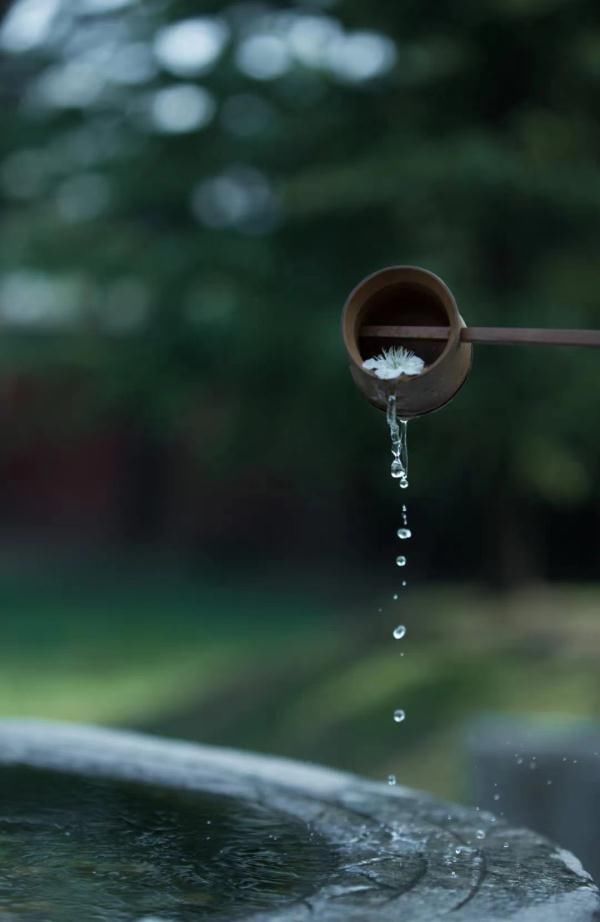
[150,84,216,134]
[235,35,291,81]
[154,17,229,77]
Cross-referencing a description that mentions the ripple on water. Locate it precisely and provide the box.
[0,767,337,921]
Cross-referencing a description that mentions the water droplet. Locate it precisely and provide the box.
[392,593,399,600]
[476,830,486,840]
[396,556,407,567]
[386,399,409,488]
[377,607,383,612]
[387,774,397,786]
[516,757,524,765]
[455,847,463,855]
[503,842,509,849]
[393,709,406,723]
[400,481,409,490]
[393,625,406,640]
[546,779,553,786]
[397,528,412,539]
[391,459,404,479]
[493,793,501,802]
[450,870,457,878]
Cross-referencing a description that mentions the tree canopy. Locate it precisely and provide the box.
[0,0,599,583]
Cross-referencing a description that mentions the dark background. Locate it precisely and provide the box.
[0,0,599,805]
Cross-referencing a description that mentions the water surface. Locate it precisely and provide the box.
[0,767,337,921]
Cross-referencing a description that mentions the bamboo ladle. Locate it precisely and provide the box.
[342,266,600,417]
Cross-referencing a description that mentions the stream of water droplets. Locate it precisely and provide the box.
[386,395,409,489]
[386,395,411,739]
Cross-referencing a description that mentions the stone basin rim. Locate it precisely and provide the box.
[0,718,598,922]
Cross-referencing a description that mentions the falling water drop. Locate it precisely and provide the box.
[393,625,407,640]
[476,830,486,840]
[401,580,407,587]
[393,709,406,723]
[392,593,399,600]
[391,459,404,479]
[397,528,412,540]
[396,556,407,567]
[387,774,397,786]
[386,396,409,489]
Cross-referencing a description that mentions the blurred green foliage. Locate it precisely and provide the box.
[0,0,599,585]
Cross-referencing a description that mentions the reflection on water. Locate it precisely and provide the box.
[0,767,336,921]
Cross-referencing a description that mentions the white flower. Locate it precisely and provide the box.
[362,346,425,379]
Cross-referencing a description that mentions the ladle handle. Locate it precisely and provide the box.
[361,325,600,348]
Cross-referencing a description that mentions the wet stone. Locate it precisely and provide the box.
[0,720,597,921]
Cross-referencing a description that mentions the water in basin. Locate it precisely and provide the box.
[0,766,338,921]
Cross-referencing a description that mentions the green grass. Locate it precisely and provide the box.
[0,569,339,724]
[1,571,598,801]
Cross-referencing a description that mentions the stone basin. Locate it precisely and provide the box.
[0,720,598,921]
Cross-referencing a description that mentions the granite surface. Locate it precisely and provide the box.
[0,719,598,921]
